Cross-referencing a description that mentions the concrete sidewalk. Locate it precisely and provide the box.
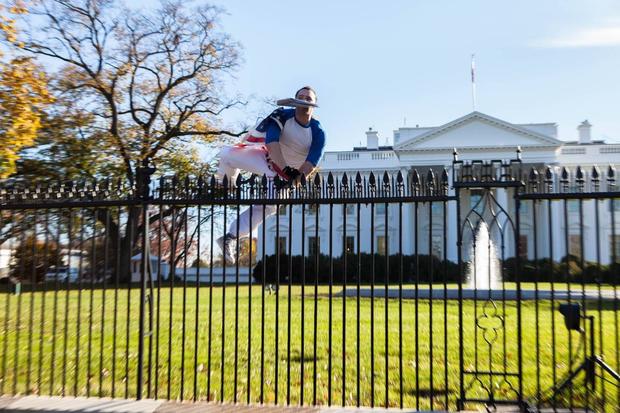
[0,396,432,413]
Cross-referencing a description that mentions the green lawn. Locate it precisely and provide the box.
[0,283,618,411]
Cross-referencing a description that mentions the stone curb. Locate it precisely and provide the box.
[0,396,453,412]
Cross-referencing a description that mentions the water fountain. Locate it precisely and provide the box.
[466,221,501,290]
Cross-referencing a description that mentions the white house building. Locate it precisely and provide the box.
[258,111,620,265]
[0,248,11,277]
[130,253,251,284]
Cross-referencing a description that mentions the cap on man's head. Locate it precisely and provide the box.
[276,86,319,108]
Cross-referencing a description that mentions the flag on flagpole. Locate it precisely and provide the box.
[471,54,477,111]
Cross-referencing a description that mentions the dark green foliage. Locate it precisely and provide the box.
[9,235,63,283]
[502,254,620,284]
[252,253,461,284]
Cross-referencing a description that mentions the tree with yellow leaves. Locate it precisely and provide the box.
[0,2,52,178]
[9,0,245,280]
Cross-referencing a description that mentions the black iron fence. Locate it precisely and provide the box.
[0,150,619,411]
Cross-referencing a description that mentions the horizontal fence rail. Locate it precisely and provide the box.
[0,152,619,411]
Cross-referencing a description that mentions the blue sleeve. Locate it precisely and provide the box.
[306,121,326,166]
[264,108,294,144]
[265,122,281,144]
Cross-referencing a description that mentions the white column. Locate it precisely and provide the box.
[446,168,458,262]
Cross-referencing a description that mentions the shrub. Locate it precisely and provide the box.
[252,253,461,284]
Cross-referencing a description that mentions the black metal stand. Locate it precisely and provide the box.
[552,316,620,396]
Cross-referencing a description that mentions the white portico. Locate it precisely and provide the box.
[259,112,620,265]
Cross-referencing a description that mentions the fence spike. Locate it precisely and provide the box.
[327,172,334,186]
[382,171,390,185]
[196,176,204,197]
[544,167,553,182]
[314,174,321,187]
[411,170,420,195]
[368,172,376,186]
[412,169,420,185]
[341,172,348,186]
[542,166,553,192]
[300,174,306,186]
[576,166,585,191]
[576,166,584,181]
[396,170,404,184]
[591,166,600,191]
[608,165,616,180]
[560,167,569,192]
[427,169,435,183]
[355,172,362,185]
[608,165,616,188]
[441,168,449,194]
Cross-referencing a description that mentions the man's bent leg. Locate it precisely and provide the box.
[227,204,278,239]
[215,145,275,182]
[216,145,278,263]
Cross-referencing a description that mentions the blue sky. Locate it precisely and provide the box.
[141,0,620,151]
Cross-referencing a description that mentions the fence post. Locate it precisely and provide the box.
[453,149,466,411]
[136,164,155,400]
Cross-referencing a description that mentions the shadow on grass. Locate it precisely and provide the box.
[288,351,324,363]
[413,387,452,397]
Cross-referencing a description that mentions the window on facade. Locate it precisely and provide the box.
[519,200,530,215]
[432,235,443,258]
[275,236,287,254]
[611,235,620,263]
[308,204,319,215]
[344,236,355,254]
[470,190,484,214]
[567,200,580,214]
[376,203,386,215]
[519,235,528,259]
[377,235,387,256]
[308,236,320,256]
[569,234,582,259]
[431,202,443,216]
[343,204,355,216]
[278,205,287,216]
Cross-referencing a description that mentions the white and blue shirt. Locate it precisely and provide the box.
[261,109,326,169]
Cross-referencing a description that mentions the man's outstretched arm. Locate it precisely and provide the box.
[266,142,287,170]
[301,121,326,177]
[265,120,290,172]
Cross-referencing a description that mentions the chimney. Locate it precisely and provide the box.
[578,120,591,144]
[366,127,378,150]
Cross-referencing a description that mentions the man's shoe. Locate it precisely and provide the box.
[216,233,237,265]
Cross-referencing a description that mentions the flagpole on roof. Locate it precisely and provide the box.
[471,53,477,112]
